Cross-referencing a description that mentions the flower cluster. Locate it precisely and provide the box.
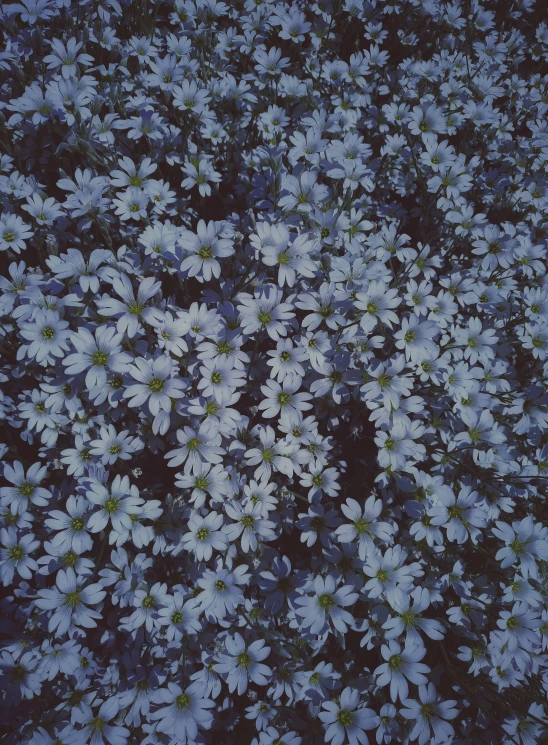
[1,0,548,744]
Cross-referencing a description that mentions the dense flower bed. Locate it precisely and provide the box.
[1,0,548,743]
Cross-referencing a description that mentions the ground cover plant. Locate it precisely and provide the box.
[0,0,548,743]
